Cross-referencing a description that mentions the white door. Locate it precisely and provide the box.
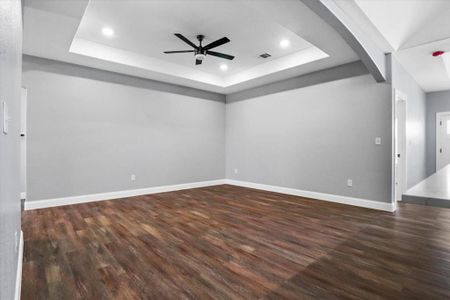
[437,112,450,171]
[20,88,27,200]
[395,91,407,202]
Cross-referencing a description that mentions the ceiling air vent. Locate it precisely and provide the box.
[259,53,271,58]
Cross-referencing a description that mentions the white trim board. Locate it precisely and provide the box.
[24,179,395,212]
[225,179,396,212]
[14,230,24,300]
[24,179,226,210]
[394,89,408,204]
[436,111,450,172]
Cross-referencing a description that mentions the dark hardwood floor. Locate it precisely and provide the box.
[22,185,450,299]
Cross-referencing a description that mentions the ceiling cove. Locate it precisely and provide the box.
[23,0,360,93]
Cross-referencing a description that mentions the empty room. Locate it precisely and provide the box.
[2,0,450,299]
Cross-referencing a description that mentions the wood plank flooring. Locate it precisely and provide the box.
[21,185,450,299]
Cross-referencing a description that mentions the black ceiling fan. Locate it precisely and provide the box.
[164,33,235,65]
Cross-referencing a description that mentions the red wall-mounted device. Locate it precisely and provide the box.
[432,51,445,57]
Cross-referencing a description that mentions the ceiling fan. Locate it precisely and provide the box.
[164,33,235,65]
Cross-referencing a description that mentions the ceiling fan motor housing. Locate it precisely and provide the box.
[196,35,206,59]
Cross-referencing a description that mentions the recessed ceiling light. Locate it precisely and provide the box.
[102,27,114,37]
[280,39,290,48]
[220,64,228,71]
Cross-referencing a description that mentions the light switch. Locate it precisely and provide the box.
[2,101,9,135]
[375,137,381,145]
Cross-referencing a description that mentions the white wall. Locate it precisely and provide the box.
[390,56,427,189]
[23,56,225,201]
[0,1,23,299]
[226,73,392,203]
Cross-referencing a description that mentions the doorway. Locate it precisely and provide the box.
[394,89,407,202]
[436,111,450,171]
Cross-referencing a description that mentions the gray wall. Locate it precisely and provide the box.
[0,1,23,299]
[227,61,368,102]
[24,58,395,206]
[390,56,427,189]
[226,72,392,203]
[426,90,450,176]
[23,56,225,201]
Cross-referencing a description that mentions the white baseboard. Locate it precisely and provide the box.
[24,178,395,212]
[15,230,23,300]
[225,179,396,212]
[24,179,226,210]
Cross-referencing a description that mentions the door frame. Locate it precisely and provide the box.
[393,89,407,204]
[20,87,27,201]
[436,111,450,171]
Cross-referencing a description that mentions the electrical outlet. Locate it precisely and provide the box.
[234,168,238,174]
[131,174,136,181]
[347,179,353,187]
[375,137,381,145]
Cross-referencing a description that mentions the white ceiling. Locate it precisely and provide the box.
[395,38,450,92]
[23,0,359,94]
[70,0,329,88]
[76,0,314,76]
[354,0,450,51]
[24,0,87,18]
[343,0,450,92]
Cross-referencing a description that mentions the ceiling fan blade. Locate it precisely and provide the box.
[174,33,198,49]
[195,59,202,65]
[163,50,195,54]
[203,37,230,50]
[206,51,234,60]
